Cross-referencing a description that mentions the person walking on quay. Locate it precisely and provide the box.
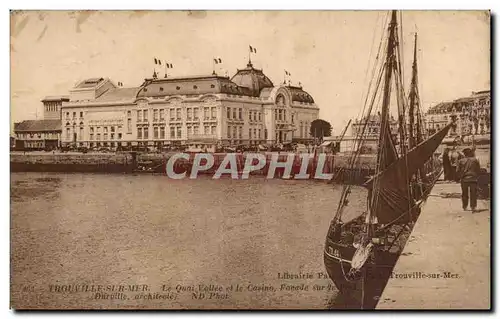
[448,145,463,181]
[442,148,451,181]
[457,148,481,212]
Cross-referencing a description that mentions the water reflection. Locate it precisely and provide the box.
[11,173,62,202]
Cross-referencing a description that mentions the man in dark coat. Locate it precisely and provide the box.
[456,148,481,212]
[442,148,451,180]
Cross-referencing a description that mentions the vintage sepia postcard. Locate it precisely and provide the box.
[10,10,491,310]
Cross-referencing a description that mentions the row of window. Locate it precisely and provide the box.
[427,115,490,125]
[64,124,218,141]
[89,133,123,141]
[144,84,217,93]
[227,107,243,121]
[135,107,218,122]
[226,108,265,123]
[428,101,490,115]
[227,126,265,140]
[186,125,217,136]
[248,128,262,140]
[45,102,59,112]
[249,110,262,122]
[88,142,117,148]
[66,127,125,141]
[16,132,59,139]
[275,109,287,122]
[89,126,122,134]
[65,127,84,140]
[137,126,185,139]
[65,111,84,119]
[76,140,234,149]
[227,125,243,139]
[353,126,379,135]
[24,141,45,148]
[475,99,490,107]
[428,121,490,129]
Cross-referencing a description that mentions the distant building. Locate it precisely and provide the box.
[323,135,378,154]
[325,114,399,154]
[13,120,61,150]
[425,90,490,144]
[351,114,398,139]
[60,61,319,149]
[41,96,69,120]
[13,95,67,150]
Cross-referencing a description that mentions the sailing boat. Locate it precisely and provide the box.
[323,11,453,309]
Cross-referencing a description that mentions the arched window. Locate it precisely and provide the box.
[276,94,286,107]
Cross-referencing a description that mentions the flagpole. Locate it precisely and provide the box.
[153,57,158,78]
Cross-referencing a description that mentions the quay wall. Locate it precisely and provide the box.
[10,153,135,173]
[10,152,377,182]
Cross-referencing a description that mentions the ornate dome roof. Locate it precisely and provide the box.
[286,85,315,104]
[230,61,274,97]
[135,75,254,98]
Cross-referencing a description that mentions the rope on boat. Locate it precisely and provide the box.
[338,250,359,283]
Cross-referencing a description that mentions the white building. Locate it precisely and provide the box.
[60,61,319,149]
[425,90,491,139]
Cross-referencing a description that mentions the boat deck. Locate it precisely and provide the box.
[376,182,490,309]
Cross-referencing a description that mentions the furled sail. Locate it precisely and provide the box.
[365,123,452,224]
[378,120,399,171]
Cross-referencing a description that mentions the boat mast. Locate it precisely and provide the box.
[369,10,398,233]
[416,108,423,143]
[408,33,418,149]
[376,10,397,171]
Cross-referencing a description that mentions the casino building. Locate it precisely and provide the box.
[60,61,319,149]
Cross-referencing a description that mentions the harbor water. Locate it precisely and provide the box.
[11,172,367,309]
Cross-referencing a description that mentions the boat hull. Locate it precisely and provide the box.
[324,240,400,309]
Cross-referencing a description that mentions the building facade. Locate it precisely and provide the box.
[13,96,67,150]
[41,96,69,120]
[425,90,491,139]
[13,120,61,150]
[60,62,319,149]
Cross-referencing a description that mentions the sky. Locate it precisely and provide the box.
[10,10,490,133]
